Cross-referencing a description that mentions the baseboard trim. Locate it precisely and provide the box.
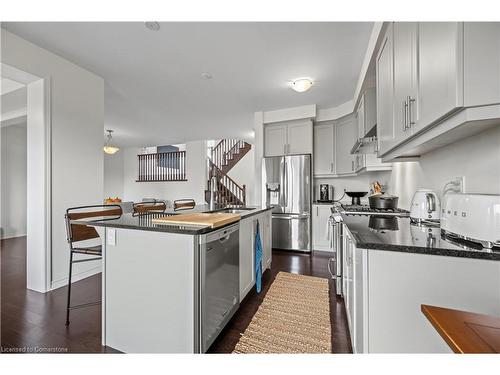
[50,266,102,291]
[0,233,27,240]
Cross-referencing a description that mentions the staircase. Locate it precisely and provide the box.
[206,139,252,206]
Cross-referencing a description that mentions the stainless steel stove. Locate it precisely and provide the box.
[340,204,410,217]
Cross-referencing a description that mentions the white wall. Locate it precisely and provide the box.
[2,29,105,289]
[387,126,500,210]
[1,123,27,239]
[122,141,207,205]
[104,152,124,199]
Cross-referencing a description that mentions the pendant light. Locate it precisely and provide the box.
[103,129,120,155]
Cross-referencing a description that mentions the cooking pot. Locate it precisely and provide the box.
[368,194,399,210]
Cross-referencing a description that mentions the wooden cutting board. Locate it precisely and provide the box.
[151,212,240,228]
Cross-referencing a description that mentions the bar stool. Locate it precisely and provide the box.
[173,199,196,211]
[64,204,122,325]
[133,200,167,213]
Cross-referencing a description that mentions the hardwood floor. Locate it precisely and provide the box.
[1,237,352,353]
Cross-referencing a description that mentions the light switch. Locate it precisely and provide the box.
[107,229,116,246]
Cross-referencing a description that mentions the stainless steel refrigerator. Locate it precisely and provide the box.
[262,154,311,252]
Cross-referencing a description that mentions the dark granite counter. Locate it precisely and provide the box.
[341,214,500,261]
[71,205,273,235]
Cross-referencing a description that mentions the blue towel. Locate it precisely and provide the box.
[254,221,263,293]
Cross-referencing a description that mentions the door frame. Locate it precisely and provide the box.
[1,63,52,293]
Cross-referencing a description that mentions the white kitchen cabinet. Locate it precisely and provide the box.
[392,22,418,144]
[356,88,377,139]
[313,122,335,175]
[354,247,368,354]
[335,114,357,175]
[415,22,464,134]
[376,24,396,156]
[366,250,500,353]
[260,211,272,271]
[312,204,333,252]
[264,123,288,157]
[264,119,312,157]
[239,211,272,301]
[343,228,355,345]
[239,217,255,301]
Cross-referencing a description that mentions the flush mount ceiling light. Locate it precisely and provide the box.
[201,72,213,79]
[290,78,314,93]
[104,130,120,155]
[145,21,160,31]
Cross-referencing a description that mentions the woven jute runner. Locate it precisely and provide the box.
[233,271,331,353]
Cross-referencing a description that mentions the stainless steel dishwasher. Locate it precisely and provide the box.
[199,223,239,352]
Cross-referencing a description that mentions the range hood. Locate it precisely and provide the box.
[351,125,378,154]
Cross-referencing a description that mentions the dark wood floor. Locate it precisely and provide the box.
[1,236,352,353]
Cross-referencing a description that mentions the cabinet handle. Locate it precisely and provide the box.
[283,144,286,155]
[403,99,408,131]
[330,162,334,172]
[407,96,415,128]
[352,160,354,171]
[316,206,319,216]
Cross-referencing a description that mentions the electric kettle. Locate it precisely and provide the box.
[410,189,440,223]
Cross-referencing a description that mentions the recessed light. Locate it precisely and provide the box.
[290,78,314,93]
[145,22,160,31]
[201,72,213,80]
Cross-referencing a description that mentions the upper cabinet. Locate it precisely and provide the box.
[376,24,396,156]
[264,119,313,157]
[377,22,500,160]
[416,22,464,134]
[356,88,377,139]
[335,115,357,175]
[313,122,336,175]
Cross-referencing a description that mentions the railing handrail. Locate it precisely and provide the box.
[208,159,245,191]
[138,150,186,157]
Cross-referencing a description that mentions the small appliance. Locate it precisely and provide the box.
[441,193,500,248]
[319,184,333,202]
[410,189,441,223]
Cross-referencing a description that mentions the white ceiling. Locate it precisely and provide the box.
[2,22,373,147]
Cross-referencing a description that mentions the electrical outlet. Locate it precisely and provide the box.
[107,229,116,246]
[453,176,465,193]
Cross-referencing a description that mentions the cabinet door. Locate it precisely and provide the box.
[364,88,377,134]
[264,123,287,157]
[335,115,357,175]
[393,22,418,144]
[239,218,255,301]
[376,24,395,156]
[356,95,365,139]
[312,205,333,251]
[288,120,313,155]
[416,22,463,133]
[261,212,272,271]
[354,247,367,353]
[313,123,335,175]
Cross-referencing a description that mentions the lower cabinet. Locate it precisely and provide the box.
[346,244,500,353]
[239,217,255,301]
[239,211,272,302]
[312,204,333,251]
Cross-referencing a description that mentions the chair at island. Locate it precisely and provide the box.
[63,204,123,325]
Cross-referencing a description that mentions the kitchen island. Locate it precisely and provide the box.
[339,214,500,353]
[71,205,272,353]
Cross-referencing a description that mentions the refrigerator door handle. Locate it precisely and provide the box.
[283,158,287,207]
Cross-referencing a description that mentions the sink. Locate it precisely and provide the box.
[204,207,256,214]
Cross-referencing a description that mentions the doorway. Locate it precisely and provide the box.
[1,63,51,293]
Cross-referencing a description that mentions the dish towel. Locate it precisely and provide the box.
[254,220,263,294]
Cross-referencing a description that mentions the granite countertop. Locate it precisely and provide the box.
[71,204,273,235]
[341,214,500,261]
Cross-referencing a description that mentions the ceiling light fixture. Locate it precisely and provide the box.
[145,22,160,31]
[290,78,314,93]
[201,72,213,79]
[104,130,120,155]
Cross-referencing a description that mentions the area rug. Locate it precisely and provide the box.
[233,271,331,353]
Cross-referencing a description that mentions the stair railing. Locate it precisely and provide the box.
[208,160,246,205]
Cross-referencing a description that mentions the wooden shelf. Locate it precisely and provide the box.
[421,304,500,353]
